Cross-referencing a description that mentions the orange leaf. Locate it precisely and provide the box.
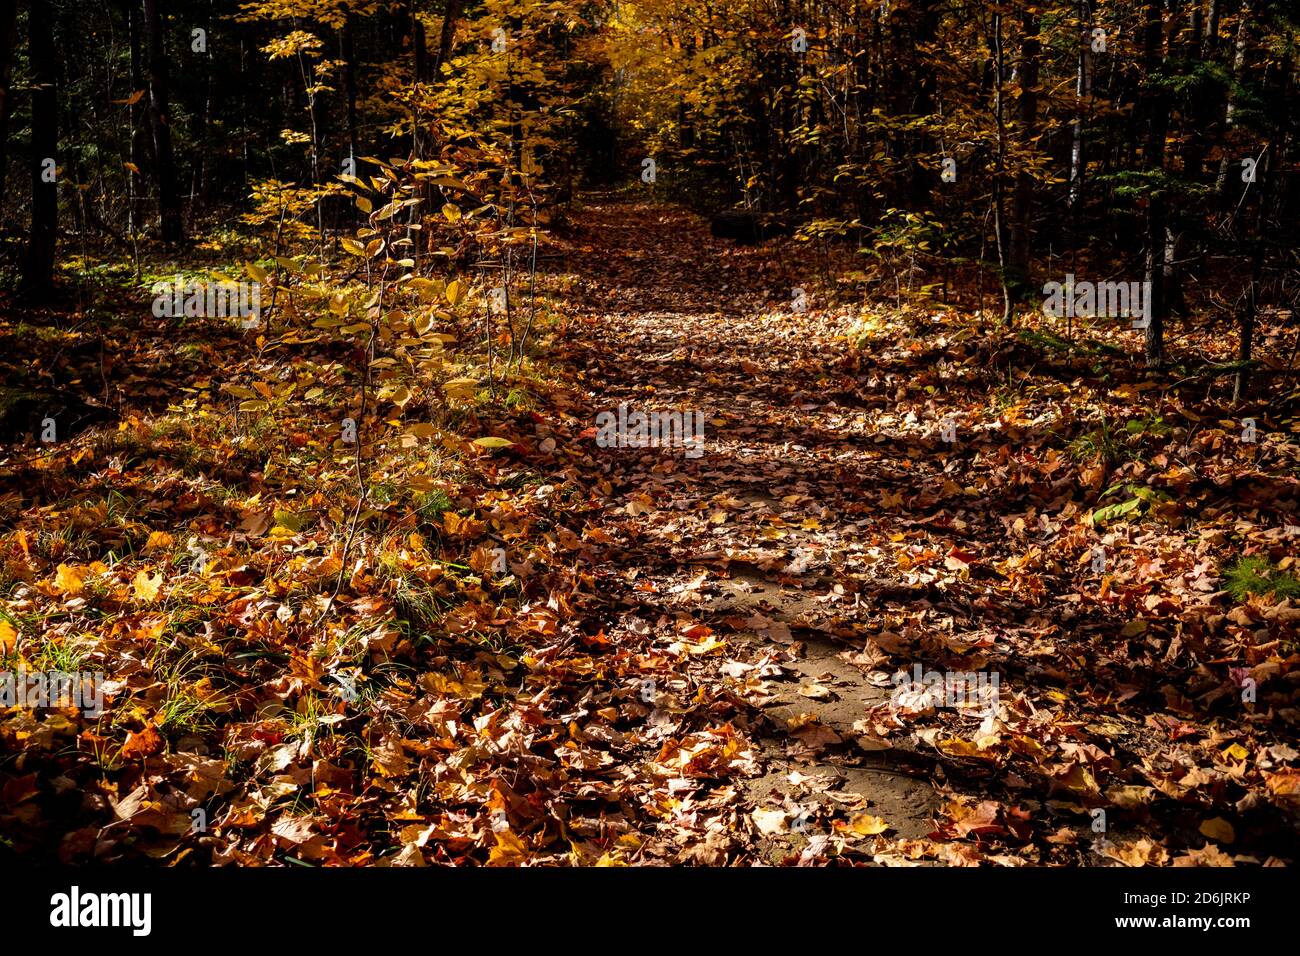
[121,724,163,759]
[53,564,85,596]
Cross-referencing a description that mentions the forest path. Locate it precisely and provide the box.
[552,194,949,860]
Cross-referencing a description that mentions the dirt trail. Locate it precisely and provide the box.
[547,199,1300,868]
[554,195,949,859]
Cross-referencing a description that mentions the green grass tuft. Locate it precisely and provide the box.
[1223,556,1300,602]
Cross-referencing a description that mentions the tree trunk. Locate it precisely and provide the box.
[0,0,19,209]
[1204,0,1222,58]
[1236,52,1288,400]
[342,13,359,163]
[1142,0,1168,367]
[1068,1,1090,209]
[143,0,182,244]
[1179,2,1206,182]
[190,0,213,212]
[991,11,1012,326]
[1008,11,1039,293]
[435,0,460,74]
[409,0,427,84]
[907,0,939,210]
[1214,1,1251,196]
[127,0,146,234]
[20,0,57,299]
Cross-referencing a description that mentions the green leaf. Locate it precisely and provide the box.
[1090,497,1142,525]
[274,510,309,532]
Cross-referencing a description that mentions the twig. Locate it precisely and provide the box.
[313,256,385,628]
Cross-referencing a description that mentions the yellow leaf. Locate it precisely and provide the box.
[0,619,16,653]
[442,203,462,222]
[411,311,436,335]
[1223,743,1249,762]
[143,530,174,553]
[937,737,996,760]
[686,637,726,655]
[443,377,478,400]
[133,569,163,603]
[131,617,167,641]
[445,279,465,305]
[54,564,85,596]
[1199,817,1235,844]
[487,830,530,866]
[1056,761,1103,798]
[843,813,890,836]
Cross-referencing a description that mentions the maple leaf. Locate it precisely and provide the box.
[53,564,85,596]
[0,619,16,653]
[121,724,164,760]
[132,569,163,603]
[487,830,530,866]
